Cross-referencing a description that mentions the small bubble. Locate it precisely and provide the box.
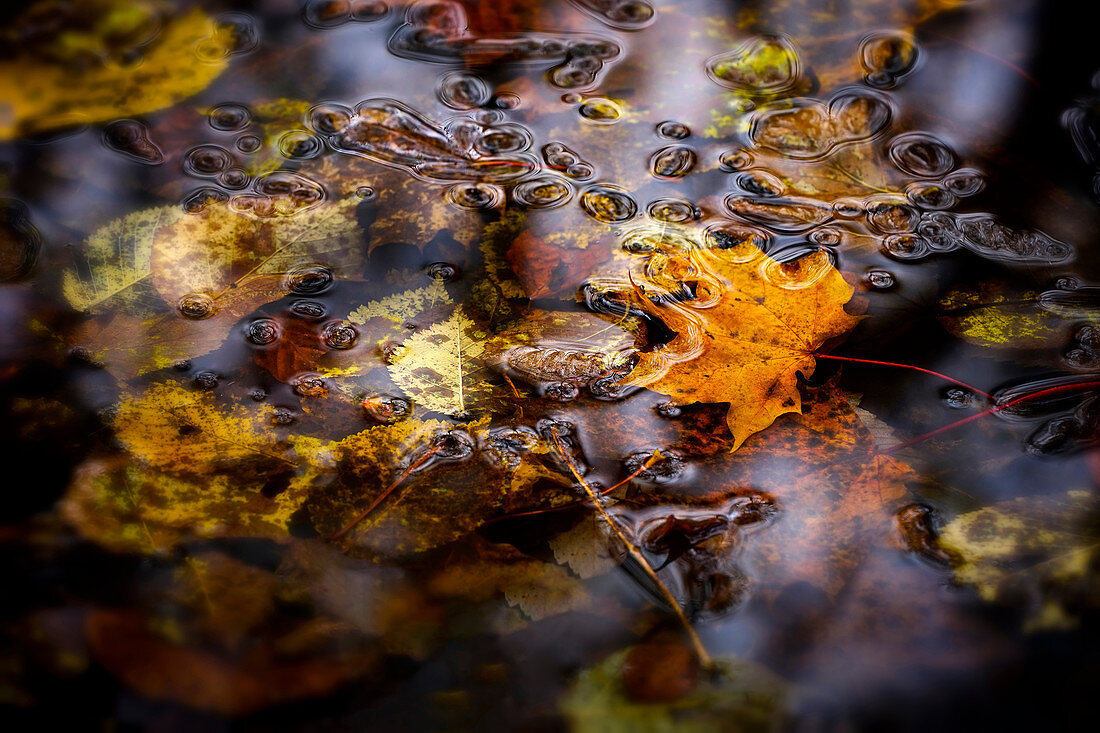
[493,93,521,109]
[438,71,491,109]
[943,387,974,409]
[216,169,248,190]
[285,263,334,294]
[1065,348,1097,369]
[350,0,388,21]
[809,227,841,245]
[445,182,504,210]
[866,270,896,289]
[514,177,573,209]
[303,0,352,28]
[656,120,690,139]
[173,359,192,372]
[290,300,327,319]
[906,183,957,210]
[102,120,164,165]
[381,342,407,363]
[322,321,359,349]
[831,198,865,218]
[648,198,698,223]
[361,394,411,423]
[184,145,233,176]
[889,132,957,177]
[942,168,985,197]
[561,93,583,104]
[544,381,580,401]
[308,103,353,134]
[278,130,324,159]
[246,318,280,345]
[881,233,930,260]
[1076,324,1100,354]
[565,163,594,179]
[236,135,263,153]
[581,185,638,223]
[425,430,476,462]
[737,170,784,197]
[624,450,685,483]
[182,187,229,213]
[194,371,219,390]
[249,388,267,401]
[867,202,920,234]
[426,261,459,281]
[177,292,215,319]
[355,186,376,200]
[650,146,697,179]
[293,373,328,398]
[719,149,753,171]
[209,103,252,131]
[578,98,622,123]
[475,127,531,155]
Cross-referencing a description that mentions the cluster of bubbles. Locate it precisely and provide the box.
[309,97,537,182]
[176,104,326,216]
[542,141,594,180]
[387,1,621,89]
[568,0,655,30]
[859,32,918,89]
[301,0,388,29]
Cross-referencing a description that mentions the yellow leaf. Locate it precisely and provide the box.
[1,4,233,139]
[620,239,860,450]
[62,206,182,313]
[938,490,1100,631]
[938,281,1076,349]
[348,280,452,325]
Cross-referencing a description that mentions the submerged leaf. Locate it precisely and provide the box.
[1,4,232,139]
[938,490,1100,630]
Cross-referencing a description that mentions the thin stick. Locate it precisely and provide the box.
[884,380,1100,453]
[814,352,993,399]
[329,446,441,540]
[551,435,712,669]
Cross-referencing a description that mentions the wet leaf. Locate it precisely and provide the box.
[938,281,1077,349]
[620,240,861,450]
[938,490,1100,631]
[1,3,233,139]
[561,647,788,732]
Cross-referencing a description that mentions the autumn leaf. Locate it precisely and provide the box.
[619,239,861,450]
[562,647,789,732]
[937,490,1100,631]
[938,280,1085,350]
[0,2,233,139]
[62,206,182,314]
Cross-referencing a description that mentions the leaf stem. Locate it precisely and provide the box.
[814,352,993,399]
[550,435,712,669]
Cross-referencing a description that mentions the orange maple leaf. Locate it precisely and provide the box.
[621,241,861,450]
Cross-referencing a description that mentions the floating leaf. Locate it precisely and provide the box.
[618,240,861,450]
[1,3,233,139]
[938,281,1074,349]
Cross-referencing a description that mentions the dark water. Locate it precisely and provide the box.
[4,0,1100,729]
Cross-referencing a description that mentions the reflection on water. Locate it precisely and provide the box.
[3,0,1100,728]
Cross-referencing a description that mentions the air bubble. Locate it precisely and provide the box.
[647,198,697,223]
[889,132,957,177]
[514,177,574,209]
[624,450,685,483]
[246,318,280,345]
[217,169,250,189]
[493,93,521,109]
[942,168,985,197]
[235,135,263,153]
[308,103,354,134]
[906,183,956,210]
[718,149,753,171]
[706,35,800,92]
[809,227,841,245]
[322,321,359,349]
[182,187,229,213]
[474,126,531,155]
[867,201,920,234]
[438,71,491,109]
[865,270,895,289]
[356,186,376,200]
[184,145,233,176]
[860,32,917,87]
[581,185,638,223]
[737,170,784,197]
[272,407,296,426]
[278,130,324,159]
[209,103,251,131]
[881,233,930,260]
[578,98,622,123]
[292,373,328,398]
[102,120,164,165]
[445,182,504,210]
[565,163,594,179]
[943,387,974,409]
[285,263,335,294]
[290,300,327,319]
[194,371,219,390]
[650,146,697,178]
[656,120,690,139]
[177,293,215,319]
[426,262,459,280]
[544,381,580,401]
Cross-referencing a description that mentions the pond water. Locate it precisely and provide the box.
[3,0,1100,729]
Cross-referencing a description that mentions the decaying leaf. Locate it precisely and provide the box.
[937,490,1100,631]
[1,2,233,139]
[619,239,861,450]
[938,281,1078,349]
[561,647,789,733]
